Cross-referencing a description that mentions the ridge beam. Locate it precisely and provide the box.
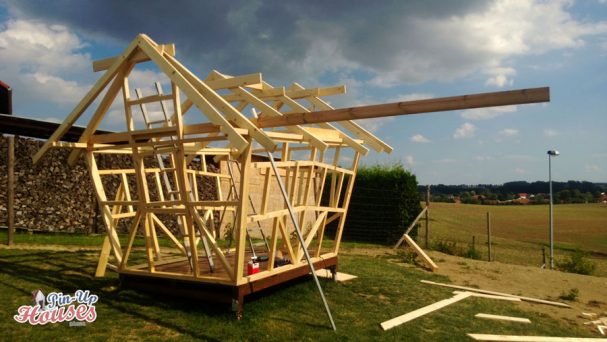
[256,87,550,128]
[93,44,175,72]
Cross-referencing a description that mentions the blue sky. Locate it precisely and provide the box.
[0,0,605,184]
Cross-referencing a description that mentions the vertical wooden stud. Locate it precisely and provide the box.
[234,138,252,283]
[333,152,361,253]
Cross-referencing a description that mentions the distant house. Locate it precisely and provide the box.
[517,193,527,199]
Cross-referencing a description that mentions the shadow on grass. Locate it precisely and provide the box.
[0,250,229,341]
[0,249,341,339]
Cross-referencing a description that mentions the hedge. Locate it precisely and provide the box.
[324,164,422,245]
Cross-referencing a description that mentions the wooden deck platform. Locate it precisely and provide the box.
[119,254,338,318]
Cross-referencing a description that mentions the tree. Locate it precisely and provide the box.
[558,189,571,203]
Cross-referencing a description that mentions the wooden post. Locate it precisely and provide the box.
[7,135,15,246]
[472,235,476,253]
[425,185,430,248]
[486,212,492,262]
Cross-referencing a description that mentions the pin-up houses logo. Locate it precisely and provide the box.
[14,289,98,325]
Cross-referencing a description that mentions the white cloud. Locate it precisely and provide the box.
[43,117,62,123]
[410,134,430,143]
[127,69,170,94]
[404,155,415,167]
[385,93,434,102]
[433,158,457,164]
[453,122,476,139]
[461,105,517,120]
[544,128,558,137]
[0,19,92,112]
[504,154,536,161]
[514,167,527,175]
[0,18,173,128]
[498,128,519,137]
[6,0,607,93]
[474,155,495,161]
[585,164,601,172]
[356,0,607,86]
[358,117,395,133]
[484,66,516,87]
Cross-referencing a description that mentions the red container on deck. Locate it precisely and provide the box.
[247,258,260,275]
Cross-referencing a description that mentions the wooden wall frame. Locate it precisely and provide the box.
[33,34,550,315]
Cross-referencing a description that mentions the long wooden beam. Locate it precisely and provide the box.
[256,87,549,128]
[133,87,549,138]
[467,334,604,341]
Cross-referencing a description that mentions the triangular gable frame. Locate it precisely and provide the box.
[42,34,371,167]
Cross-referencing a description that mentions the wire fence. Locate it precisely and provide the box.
[326,186,422,245]
[417,200,607,276]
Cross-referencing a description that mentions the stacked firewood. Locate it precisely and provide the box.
[0,136,218,234]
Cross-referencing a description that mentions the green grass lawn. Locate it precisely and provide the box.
[0,235,598,341]
[425,202,607,276]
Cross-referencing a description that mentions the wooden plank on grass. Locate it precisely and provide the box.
[467,333,606,341]
[475,313,531,323]
[420,280,570,308]
[380,292,472,331]
[403,234,438,271]
[314,269,357,282]
[453,291,521,302]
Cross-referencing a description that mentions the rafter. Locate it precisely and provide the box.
[289,82,392,153]
[33,35,143,165]
[135,35,250,153]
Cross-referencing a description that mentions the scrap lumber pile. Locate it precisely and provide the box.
[379,280,600,341]
[583,313,607,336]
[380,280,607,339]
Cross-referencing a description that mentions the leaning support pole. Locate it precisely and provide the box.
[267,152,337,331]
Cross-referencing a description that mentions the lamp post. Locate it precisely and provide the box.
[547,150,559,269]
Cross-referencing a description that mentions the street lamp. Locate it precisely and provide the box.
[547,149,559,269]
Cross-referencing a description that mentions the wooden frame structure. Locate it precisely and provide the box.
[33,34,550,315]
